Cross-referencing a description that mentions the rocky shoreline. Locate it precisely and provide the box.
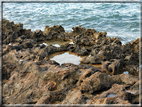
[2,19,141,104]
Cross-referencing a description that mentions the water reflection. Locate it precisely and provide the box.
[49,51,83,65]
[106,94,116,98]
[38,39,72,47]
[123,71,129,74]
[125,90,137,94]
[49,51,102,67]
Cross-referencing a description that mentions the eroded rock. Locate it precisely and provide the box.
[2,19,140,104]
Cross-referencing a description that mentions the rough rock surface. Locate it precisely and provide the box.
[2,19,140,105]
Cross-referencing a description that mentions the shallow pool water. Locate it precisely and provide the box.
[106,94,116,98]
[49,51,103,66]
[38,39,72,47]
[123,71,129,74]
[125,90,137,94]
[86,99,90,103]
[49,51,84,65]
[139,65,142,68]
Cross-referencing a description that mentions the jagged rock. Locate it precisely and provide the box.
[2,19,140,104]
[69,25,107,46]
[125,65,139,76]
[131,38,139,53]
[2,19,23,44]
[89,84,131,104]
[80,55,104,64]
[79,72,111,94]
[31,30,45,41]
[106,59,125,75]
[43,25,65,40]
[62,89,87,104]
[110,74,138,85]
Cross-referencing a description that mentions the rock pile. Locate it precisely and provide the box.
[2,19,141,104]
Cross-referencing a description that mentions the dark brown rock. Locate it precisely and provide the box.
[2,19,140,105]
[62,89,87,104]
[89,84,131,104]
[43,25,65,40]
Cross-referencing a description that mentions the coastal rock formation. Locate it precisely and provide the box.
[2,19,140,105]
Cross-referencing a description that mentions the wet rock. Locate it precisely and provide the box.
[80,57,90,64]
[16,50,31,60]
[69,25,107,46]
[45,45,59,55]
[124,55,132,62]
[43,25,65,40]
[78,64,98,70]
[77,68,100,86]
[127,80,140,104]
[21,39,37,49]
[57,32,71,41]
[20,29,32,39]
[3,72,40,104]
[36,89,66,104]
[89,84,131,104]
[107,59,125,75]
[131,38,139,53]
[80,55,104,64]
[129,91,140,104]
[62,89,86,104]
[2,19,23,44]
[3,51,18,64]
[125,65,139,76]
[90,48,100,55]
[48,60,60,66]
[42,81,57,91]
[94,31,107,39]
[2,19,140,104]
[69,25,86,38]
[131,52,139,65]
[61,63,77,68]
[79,72,111,94]
[16,61,40,74]
[2,51,19,80]
[81,42,124,65]
[77,47,89,56]
[110,74,138,85]
[101,59,125,75]
[2,45,13,55]
[31,30,45,41]
[130,80,139,91]
[101,61,112,74]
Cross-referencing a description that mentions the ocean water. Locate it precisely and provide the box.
[3,3,140,44]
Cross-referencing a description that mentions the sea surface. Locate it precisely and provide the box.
[3,3,140,44]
